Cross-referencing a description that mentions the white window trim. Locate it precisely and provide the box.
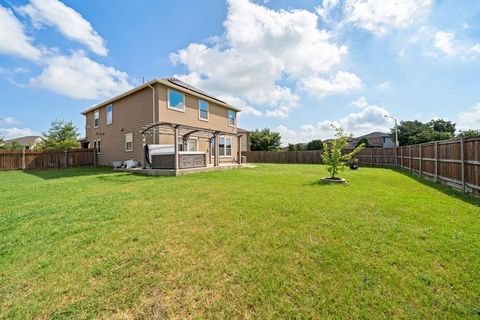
[177,136,198,152]
[94,110,100,128]
[211,135,233,158]
[106,104,113,125]
[228,110,236,127]
[167,88,186,112]
[125,132,133,152]
[198,99,209,121]
[93,139,101,154]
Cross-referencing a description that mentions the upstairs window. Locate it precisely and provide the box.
[106,105,112,124]
[199,100,209,120]
[125,133,133,152]
[94,110,99,128]
[168,89,185,111]
[228,110,236,126]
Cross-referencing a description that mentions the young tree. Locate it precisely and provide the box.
[306,139,323,151]
[250,128,282,151]
[457,129,480,138]
[39,120,79,150]
[322,126,364,179]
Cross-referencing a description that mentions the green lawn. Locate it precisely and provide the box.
[0,165,479,319]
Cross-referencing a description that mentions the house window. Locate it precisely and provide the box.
[93,139,101,154]
[106,105,112,124]
[168,89,185,111]
[125,133,133,152]
[94,110,99,128]
[177,137,197,151]
[199,100,209,120]
[212,135,232,157]
[228,110,236,126]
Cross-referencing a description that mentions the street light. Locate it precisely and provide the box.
[384,114,399,147]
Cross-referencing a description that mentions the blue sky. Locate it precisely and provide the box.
[0,0,479,144]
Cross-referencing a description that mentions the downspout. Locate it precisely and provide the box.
[147,82,156,144]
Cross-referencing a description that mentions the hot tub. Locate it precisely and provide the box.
[146,145,207,169]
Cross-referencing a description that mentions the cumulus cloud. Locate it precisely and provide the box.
[0,1,132,100]
[0,5,42,61]
[299,71,363,97]
[0,127,39,140]
[0,117,20,125]
[29,51,132,100]
[342,0,432,36]
[457,103,480,130]
[377,81,390,90]
[172,0,356,118]
[18,0,107,56]
[277,97,394,144]
[217,95,262,117]
[434,31,456,56]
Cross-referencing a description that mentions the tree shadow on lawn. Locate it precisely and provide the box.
[390,168,479,207]
[22,166,116,180]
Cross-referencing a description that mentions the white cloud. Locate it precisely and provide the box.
[29,51,132,100]
[470,44,480,54]
[0,127,39,140]
[458,103,480,130]
[277,97,394,144]
[342,0,432,36]
[377,81,390,90]
[0,5,42,61]
[0,117,20,125]
[299,71,363,97]
[217,95,262,117]
[18,0,107,56]
[434,31,456,56]
[171,0,354,118]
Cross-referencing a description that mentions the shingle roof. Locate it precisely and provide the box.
[5,136,42,146]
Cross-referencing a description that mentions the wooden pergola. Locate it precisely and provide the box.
[140,122,244,169]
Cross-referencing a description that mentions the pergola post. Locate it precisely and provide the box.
[174,126,179,170]
[214,132,219,167]
[142,133,147,169]
[237,135,242,164]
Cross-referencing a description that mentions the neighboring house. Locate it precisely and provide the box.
[81,78,242,168]
[3,136,43,150]
[347,132,395,148]
[237,128,251,151]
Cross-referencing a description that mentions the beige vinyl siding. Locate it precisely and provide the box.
[84,82,238,166]
[85,87,154,166]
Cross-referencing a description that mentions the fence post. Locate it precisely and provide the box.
[434,141,438,183]
[383,148,386,167]
[22,148,26,170]
[400,146,403,169]
[370,149,373,166]
[64,149,68,169]
[460,138,465,193]
[419,143,422,177]
[409,145,412,173]
[395,146,398,168]
[93,148,97,167]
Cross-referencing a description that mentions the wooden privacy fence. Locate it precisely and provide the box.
[0,149,95,171]
[242,136,480,195]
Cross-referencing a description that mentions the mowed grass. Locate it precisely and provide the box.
[0,164,479,319]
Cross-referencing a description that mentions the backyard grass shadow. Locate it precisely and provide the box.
[23,166,115,180]
[392,168,480,207]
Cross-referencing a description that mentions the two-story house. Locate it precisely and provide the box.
[81,78,242,172]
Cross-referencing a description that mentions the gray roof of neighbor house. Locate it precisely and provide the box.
[355,132,390,139]
[5,136,42,146]
[81,78,241,115]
